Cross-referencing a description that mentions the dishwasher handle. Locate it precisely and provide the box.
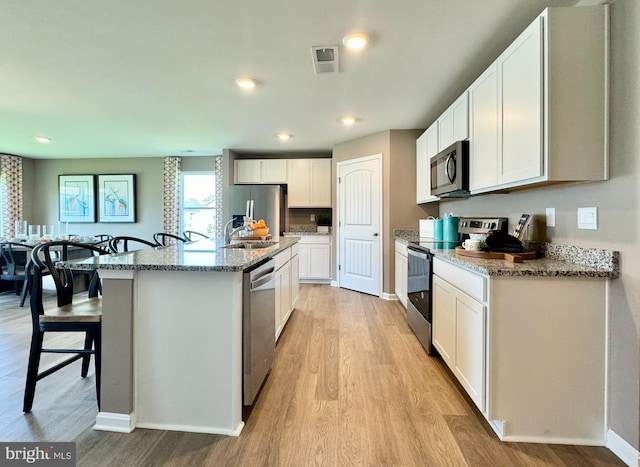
[251,267,275,289]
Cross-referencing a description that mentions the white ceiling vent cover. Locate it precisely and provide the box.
[311,45,339,74]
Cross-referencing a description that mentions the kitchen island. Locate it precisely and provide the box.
[62,237,300,436]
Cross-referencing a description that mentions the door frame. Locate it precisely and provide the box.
[336,154,383,297]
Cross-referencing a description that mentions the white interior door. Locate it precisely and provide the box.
[337,155,382,296]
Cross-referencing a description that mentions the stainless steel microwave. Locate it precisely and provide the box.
[430,140,469,198]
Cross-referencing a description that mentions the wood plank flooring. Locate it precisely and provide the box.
[0,284,624,466]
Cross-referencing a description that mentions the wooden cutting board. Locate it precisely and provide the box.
[454,246,537,263]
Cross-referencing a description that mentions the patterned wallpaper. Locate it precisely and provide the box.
[162,156,181,236]
[0,154,23,238]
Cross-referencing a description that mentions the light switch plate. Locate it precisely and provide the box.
[577,207,598,230]
[546,208,556,227]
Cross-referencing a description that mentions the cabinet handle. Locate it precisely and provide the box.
[373,232,379,237]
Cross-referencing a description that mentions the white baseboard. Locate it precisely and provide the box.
[330,280,338,287]
[607,429,639,467]
[94,412,136,433]
[381,292,397,300]
[135,421,244,437]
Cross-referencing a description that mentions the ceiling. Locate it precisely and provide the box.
[1,0,582,159]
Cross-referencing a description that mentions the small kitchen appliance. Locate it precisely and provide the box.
[430,140,469,198]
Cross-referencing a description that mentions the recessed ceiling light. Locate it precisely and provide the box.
[277,133,292,141]
[342,33,368,49]
[341,116,356,125]
[35,136,52,144]
[235,77,256,89]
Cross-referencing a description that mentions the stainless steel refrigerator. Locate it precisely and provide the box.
[227,185,285,239]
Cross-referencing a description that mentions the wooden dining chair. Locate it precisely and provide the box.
[24,241,109,412]
[153,232,187,246]
[109,236,158,253]
[182,230,210,241]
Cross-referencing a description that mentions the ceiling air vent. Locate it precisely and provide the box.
[311,45,339,74]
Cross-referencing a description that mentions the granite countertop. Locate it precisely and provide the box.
[59,237,300,272]
[395,231,618,278]
[283,231,331,236]
[283,224,331,236]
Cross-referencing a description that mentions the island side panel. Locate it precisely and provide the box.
[134,269,244,435]
[487,276,607,445]
[95,269,136,433]
[101,277,134,413]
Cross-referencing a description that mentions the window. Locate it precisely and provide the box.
[181,172,217,236]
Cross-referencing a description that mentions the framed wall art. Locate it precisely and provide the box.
[58,175,96,223]
[97,174,136,223]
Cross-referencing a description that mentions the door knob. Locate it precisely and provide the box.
[373,232,379,237]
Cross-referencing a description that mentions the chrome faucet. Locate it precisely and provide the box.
[223,218,247,244]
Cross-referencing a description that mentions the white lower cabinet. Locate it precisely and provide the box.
[290,246,300,307]
[297,235,331,282]
[432,273,485,411]
[274,244,299,341]
[432,256,608,445]
[394,240,408,307]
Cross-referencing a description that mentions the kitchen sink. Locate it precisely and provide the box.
[223,241,278,249]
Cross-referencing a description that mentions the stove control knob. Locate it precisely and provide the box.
[490,222,496,229]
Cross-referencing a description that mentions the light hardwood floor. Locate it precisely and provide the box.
[0,284,624,466]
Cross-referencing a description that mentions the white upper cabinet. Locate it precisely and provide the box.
[416,91,468,205]
[416,122,439,204]
[469,63,499,192]
[497,16,543,185]
[235,159,287,184]
[469,5,608,194]
[438,92,469,151]
[287,159,332,207]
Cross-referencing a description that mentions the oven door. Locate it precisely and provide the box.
[407,246,433,354]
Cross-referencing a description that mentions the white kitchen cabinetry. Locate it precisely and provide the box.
[287,159,332,207]
[297,235,331,283]
[437,92,469,151]
[469,6,608,194]
[235,159,288,184]
[394,240,408,307]
[432,256,607,445]
[468,63,499,191]
[274,244,299,340]
[416,91,467,205]
[498,16,543,185]
[432,268,486,411]
[416,123,439,204]
[290,245,300,307]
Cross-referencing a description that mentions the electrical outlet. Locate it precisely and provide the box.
[310,214,315,222]
[577,207,598,230]
[546,208,556,227]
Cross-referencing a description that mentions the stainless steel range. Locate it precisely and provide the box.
[457,216,508,238]
[405,216,507,356]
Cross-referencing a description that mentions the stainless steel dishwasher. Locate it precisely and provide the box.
[243,258,276,411]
